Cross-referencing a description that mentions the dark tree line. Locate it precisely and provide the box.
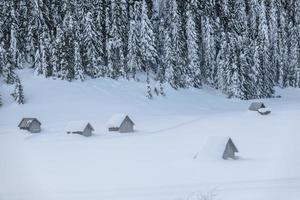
[0,0,300,105]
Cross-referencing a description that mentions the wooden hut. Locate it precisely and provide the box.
[201,136,239,160]
[65,121,94,137]
[18,118,41,133]
[107,114,135,133]
[249,102,266,111]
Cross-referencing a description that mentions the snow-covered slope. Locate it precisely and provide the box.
[0,69,300,200]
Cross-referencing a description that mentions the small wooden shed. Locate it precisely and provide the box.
[222,138,239,159]
[65,121,94,137]
[249,102,266,111]
[201,136,239,160]
[18,118,41,133]
[107,114,135,133]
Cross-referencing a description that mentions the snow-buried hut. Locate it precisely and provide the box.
[201,137,239,160]
[248,102,266,111]
[65,121,94,137]
[18,118,42,133]
[107,114,135,133]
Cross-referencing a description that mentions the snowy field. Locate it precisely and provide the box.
[0,69,300,200]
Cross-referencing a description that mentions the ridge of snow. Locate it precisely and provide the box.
[65,120,92,132]
[106,113,128,128]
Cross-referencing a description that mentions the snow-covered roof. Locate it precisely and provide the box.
[249,102,265,111]
[107,114,133,128]
[65,121,94,132]
[198,136,232,160]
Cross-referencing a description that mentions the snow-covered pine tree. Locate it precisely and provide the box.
[146,71,153,99]
[155,18,167,96]
[225,32,252,99]
[74,38,85,81]
[257,1,274,98]
[119,0,129,60]
[295,0,300,87]
[186,0,202,88]
[16,0,30,66]
[277,7,289,88]
[34,29,52,77]
[163,0,185,89]
[216,31,229,92]
[2,47,16,85]
[10,8,19,69]
[202,15,216,86]
[0,43,5,75]
[57,11,76,81]
[11,78,25,104]
[140,0,157,72]
[140,0,157,98]
[268,0,280,86]
[81,11,100,78]
[287,23,299,87]
[127,1,142,79]
[93,0,107,76]
[107,0,126,79]
[232,0,256,100]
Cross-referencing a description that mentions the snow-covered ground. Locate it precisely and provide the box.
[0,69,300,200]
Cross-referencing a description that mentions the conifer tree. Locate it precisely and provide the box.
[82,11,100,78]
[140,0,157,72]
[202,15,216,86]
[2,48,16,85]
[186,0,202,88]
[127,1,142,79]
[74,38,85,81]
[257,1,274,98]
[11,78,25,104]
[107,0,126,78]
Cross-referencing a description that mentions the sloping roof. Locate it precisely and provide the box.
[199,136,237,159]
[107,114,134,128]
[18,118,41,128]
[65,121,94,132]
[249,102,266,111]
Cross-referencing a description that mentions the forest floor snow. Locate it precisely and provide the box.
[0,69,300,200]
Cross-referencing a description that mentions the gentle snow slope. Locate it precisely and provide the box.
[0,69,300,200]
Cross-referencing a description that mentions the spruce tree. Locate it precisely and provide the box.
[81,11,101,78]
[127,1,142,79]
[186,0,202,88]
[11,78,25,104]
[202,15,216,86]
[140,0,157,72]
[2,48,16,84]
[107,0,126,78]
[257,1,274,98]
[74,38,85,81]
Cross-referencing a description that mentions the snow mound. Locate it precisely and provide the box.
[197,136,231,160]
[65,121,93,132]
[106,113,129,128]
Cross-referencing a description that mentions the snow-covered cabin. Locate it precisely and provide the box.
[107,114,135,133]
[65,121,94,137]
[201,137,239,160]
[18,118,41,133]
[249,102,266,111]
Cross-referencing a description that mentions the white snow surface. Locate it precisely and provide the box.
[0,69,300,200]
[106,113,129,127]
[258,108,272,113]
[65,121,93,132]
